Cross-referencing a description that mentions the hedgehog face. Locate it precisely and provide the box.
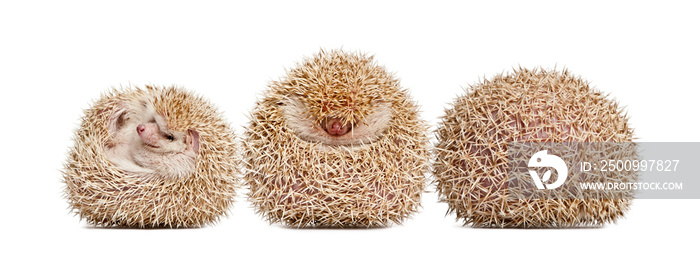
[105,98,199,180]
[130,123,198,180]
[135,113,197,155]
[280,94,392,146]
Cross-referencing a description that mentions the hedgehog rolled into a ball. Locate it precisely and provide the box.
[434,68,637,228]
[62,86,240,228]
[244,50,430,227]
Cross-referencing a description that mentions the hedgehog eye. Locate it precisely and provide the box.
[167,134,174,141]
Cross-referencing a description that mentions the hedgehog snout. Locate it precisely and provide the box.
[136,123,160,147]
[323,117,351,136]
[137,124,146,134]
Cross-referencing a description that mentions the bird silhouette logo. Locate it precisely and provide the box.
[528,150,568,190]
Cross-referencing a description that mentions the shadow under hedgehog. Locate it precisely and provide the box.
[243,49,430,227]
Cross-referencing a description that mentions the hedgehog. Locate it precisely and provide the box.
[62,86,240,228]
[243,49,430,227]
[433,68,637,228]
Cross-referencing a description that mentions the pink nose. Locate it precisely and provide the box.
[327,121,349,135]
[330,122,342,133]
[136,124,146,134]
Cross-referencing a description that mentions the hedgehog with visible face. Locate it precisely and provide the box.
[243,50,429,227]
[62,86,239,228]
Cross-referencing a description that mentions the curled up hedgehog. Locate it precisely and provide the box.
[243,49,430,227]
[62,86,240,228]
[433,68,638,228]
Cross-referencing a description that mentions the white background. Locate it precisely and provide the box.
[1,0,698,256]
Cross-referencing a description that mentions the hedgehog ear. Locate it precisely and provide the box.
[108,104,129,134]
[186,129,200,154]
